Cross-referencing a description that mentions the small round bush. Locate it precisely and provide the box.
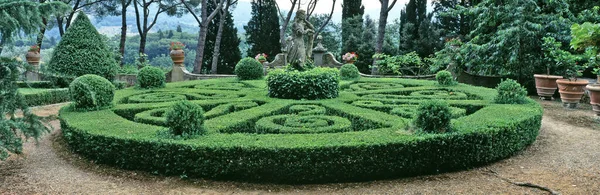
[414,100,452,133]
[436,70,455,85]
[340,64,360,80]
[137,66,165,88]
[69,74,115,109]
[165,101,206,136]
[234,57,263,80]
[495,79,527,104]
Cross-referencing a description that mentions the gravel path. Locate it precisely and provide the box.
[1,100,599,194]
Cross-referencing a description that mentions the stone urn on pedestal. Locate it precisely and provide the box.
[26,45,41,67]
[169,42,185,66]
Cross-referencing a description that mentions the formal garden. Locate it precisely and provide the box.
[1,0,600,194]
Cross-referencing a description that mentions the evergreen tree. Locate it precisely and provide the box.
[399,0,441,57]
[1,58,49,160]
[167,30,174,38]
[355,16,376,74]
[342,15,363,60]
[47,12,119,80]
[244,0,281,60]
[0,0,69,54]
[176,24,183,32]
[158,29,164,39]
[204,0,241,74]
[341,0,364,54]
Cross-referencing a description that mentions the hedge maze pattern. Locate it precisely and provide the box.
[60,78,542,183]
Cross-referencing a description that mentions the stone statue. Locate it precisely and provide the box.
[287,9,315,68]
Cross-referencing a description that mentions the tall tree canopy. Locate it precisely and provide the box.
[205,0,241,74]
[244,0,281,60]
[0,0,70,54]
[341,0,364,54]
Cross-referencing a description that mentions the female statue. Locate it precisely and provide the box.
[287,9,315,69]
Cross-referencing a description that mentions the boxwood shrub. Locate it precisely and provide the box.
[137,66,165,88]
[234,57,263,80]
[69,74,115,109]
[267,67,340,100]
[59,77,542,184]
[340,64,360,80]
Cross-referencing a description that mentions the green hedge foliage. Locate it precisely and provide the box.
[137,66,165,88]
[234,57,263,80]
[495,79,528,104]
[60,77,542,183]
[69,74,115,109]
[436,70,455,85]
[267,68,340,100]
[47,12,118,81]
[166,101,206,136]
[414,100,453,133]
[340,64,360,80]
[22,89,70,107]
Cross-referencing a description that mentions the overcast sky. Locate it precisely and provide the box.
[237,0,430,22]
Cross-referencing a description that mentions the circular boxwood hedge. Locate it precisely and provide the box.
[68,74,115,109]
[59,77,542,183]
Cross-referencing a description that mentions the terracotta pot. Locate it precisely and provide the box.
[346,60,355,64]
[170,49,185,66]
[259,59,266,64]
[26,51,41,65]
[587,84,600,116]
[556,79,589,108]
[534,74,562,100]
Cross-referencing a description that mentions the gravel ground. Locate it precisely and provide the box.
[1,100,599,194]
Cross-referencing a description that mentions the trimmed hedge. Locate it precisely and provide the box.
[22,88,70,107]
[69,74,115,109]
[60,77,542,183]
[137,66,165,88]
[234,57,264,80]
[340,64,360,80]
[267,68,340,100]
[47,12,118,81]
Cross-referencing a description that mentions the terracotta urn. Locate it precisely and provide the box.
[556,79,589,108]
[346,60,355,64]
[259,59,266,64]
[587,84,600,116]
[534,74,562,100]
[170,49,185,66]
[25,51,41,65]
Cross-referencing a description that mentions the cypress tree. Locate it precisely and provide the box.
[244,0,281,60]
[355,16,376,74]
[341,0,364,54]
[399,0,440,57]
[47,12,118,80]
[204,0,242,74]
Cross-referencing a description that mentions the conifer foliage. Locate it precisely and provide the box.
[47,12,118,81]
[0,58,49,160]
[204,0,242,74]
[244,0,281,60]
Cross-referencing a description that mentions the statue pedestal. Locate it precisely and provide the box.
[26,62,41,81]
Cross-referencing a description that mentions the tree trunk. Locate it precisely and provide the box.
[36,18,48,48]
[372,0,396,74]
[138,32,147,67]
[193,22,210,73]
[211,4,229,74]
[119,0,129,67]
[57,17,65,36]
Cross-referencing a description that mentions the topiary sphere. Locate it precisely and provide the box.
[137,66,165,88]
[69,74,115,109]
[495,79,527,104]
[436,70,455,85]
[340,64,360,80]
[47,12,118,81]
[166,101,206,136]
[234,57,263,80]
[414,100,452,133]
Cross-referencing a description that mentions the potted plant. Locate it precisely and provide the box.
[26,45,41,65]
[342,52,358,64]
[554,51,588,108]
[572,21,600,114]
[255,53,268,64]
[169,42,185,66]
[535,37,565,100]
